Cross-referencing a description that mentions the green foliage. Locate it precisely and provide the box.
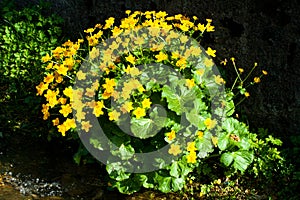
[0,2,63,100]
[37,11,286,196]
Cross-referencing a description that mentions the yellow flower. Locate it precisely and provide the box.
[179,24,189,32]
[43,74,54,84]
[125,54,136,64]
[214,75,225,85]
[52,118,60,126]
[171,52,180,59]
[133,107,146,119]
[63,57,74,69]
[81,121,92,132]
[174,14,183,20]
[190,46,202,56]
[102,78,116,93]
[76,70,86,80]
[204,118,217,129]
[58,97,67,105]
[206,47,216,57]
[124,66,141,76]
[211,136,218,147]
[206,23,215,32]
[57,124,67,136]
[262,70,268,75]
[64,118,76,130]
[44,89,59,108]
[103,17,115,29]
[46,62,54,70]
[254,77,261,83]
[76,110,86,121]
[108,110,121,121]
[120,17,138,29]
[220,58,228,66]
[84,28,95,33]
[56,64,68,76]
[166,130,176,141]
[187,151,197,163]
[42,53,52,63]
[125,10,131,15]
[111,26,123,37]
[197,23,206,32]
[93,101,104,117]
[168,144,182,156]
[176,57,187,69]
[155,11,167,19]
[134,36,145,46]
[197,131,204,139]
[89,47,100,59]
[155,51,168,62]
[196,69,205,76]
[180,35,189,43]
[142,98,151,109]
[186,79,196,89]
[36,82,49,96]
[52,47,65,59]
[204,58,214,67]
[63,87,73,99]
[91,81,99,90]
[187,141,197,152]
[214,179,221,185]
[121,89,131,100]
[85,87,95,98]
[86,35,98,46]
[59,104,72,117]
[109,41,119,50]
[245,92,250,97]
[238,68,244,73]
[120,101,133,113]
[54,72,63,83]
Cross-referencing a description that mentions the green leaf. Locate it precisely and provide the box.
[170,161,180,178]
[233,151,254,173]
[131,107,166,139]
[162,80,199,115]
[185,109,206,129]
[131,118,156,139]
[220,152,234,167]
[195,132,214,158]
[222,118,235,133]
[137,174,154,189]
[155,174,172,193]
[162,85,181,114]
[114,175,142,194]
[178,160,193,176]
[90,138,103,150]
[118,144,135,160]
[225,99,235,116]
[218,132,230,151]
[171,177,185,191]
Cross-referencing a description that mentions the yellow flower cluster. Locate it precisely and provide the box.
[186,141,197,163]
[37,10,218,138]
[37,39,84,136]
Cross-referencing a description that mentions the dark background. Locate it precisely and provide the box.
[11,0,300,149]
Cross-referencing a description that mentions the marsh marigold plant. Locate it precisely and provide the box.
[37,11,282,195]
